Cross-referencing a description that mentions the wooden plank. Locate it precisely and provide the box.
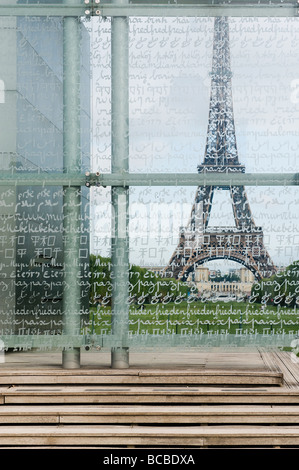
[262,350,297,388]
[3,385,289,395]
[259,349,299,389]
[0,388,7,405]
[0,404,299,424]
[3,385,298,405]
[0,425,204,447]
[128,375,283,385]
[201,426,299,447]
[58,405,299,425]
[273,351,299,388]
[8,394,299,405]
[0,368,274,376]
[1,385,286,397]
[138,369,279,377]
[0,369,139,376]
[0,371,283,386]
[1,425,299,446]
[259,348,281,374]
[0,415,59,424]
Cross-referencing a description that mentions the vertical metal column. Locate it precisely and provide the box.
[62,0,82,369]
[111,0,130,368]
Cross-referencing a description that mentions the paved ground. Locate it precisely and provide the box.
[2,346,299,388]
[0,346,268,371]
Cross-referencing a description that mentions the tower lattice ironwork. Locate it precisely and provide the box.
[165,16,276,281]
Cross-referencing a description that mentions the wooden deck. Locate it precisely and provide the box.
[260,348,299,389]
[0,368,283,386]
[0,348,299,448]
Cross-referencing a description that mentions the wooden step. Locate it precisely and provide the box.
[2,385,297,405]
[0,404,299,425]
[0,424,299,447]
[0,368,283,386]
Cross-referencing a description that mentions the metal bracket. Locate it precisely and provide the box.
[84,0,102,17]
[85,171,105,187]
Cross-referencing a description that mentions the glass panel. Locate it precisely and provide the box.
[0,10,298,358]
[91,15,299,352]
[91,184,299,348]
[0,13,90,348]
[93,16,299,175]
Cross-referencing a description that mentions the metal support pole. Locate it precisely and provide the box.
[110,0,130,369]
[62,0,82,369]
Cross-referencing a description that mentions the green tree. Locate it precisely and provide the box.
[89,255,194,306]
[251,260,299,307]
[89,254,112,305]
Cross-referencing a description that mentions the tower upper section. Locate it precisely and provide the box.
[198,17,245,175]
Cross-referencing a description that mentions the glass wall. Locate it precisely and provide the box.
[0,1,298,366]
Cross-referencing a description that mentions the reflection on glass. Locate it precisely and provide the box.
[0,13,298,352]
[91,16,299,348]
[0,14,90,341]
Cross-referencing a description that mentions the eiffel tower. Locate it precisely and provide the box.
[165,17,276,282]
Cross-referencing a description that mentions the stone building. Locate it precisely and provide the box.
[193,267,255,299]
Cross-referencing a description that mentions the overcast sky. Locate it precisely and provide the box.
[89,16,299,271]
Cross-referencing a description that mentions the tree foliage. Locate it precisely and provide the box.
[251,260,299,307]
[89,254,194,306]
